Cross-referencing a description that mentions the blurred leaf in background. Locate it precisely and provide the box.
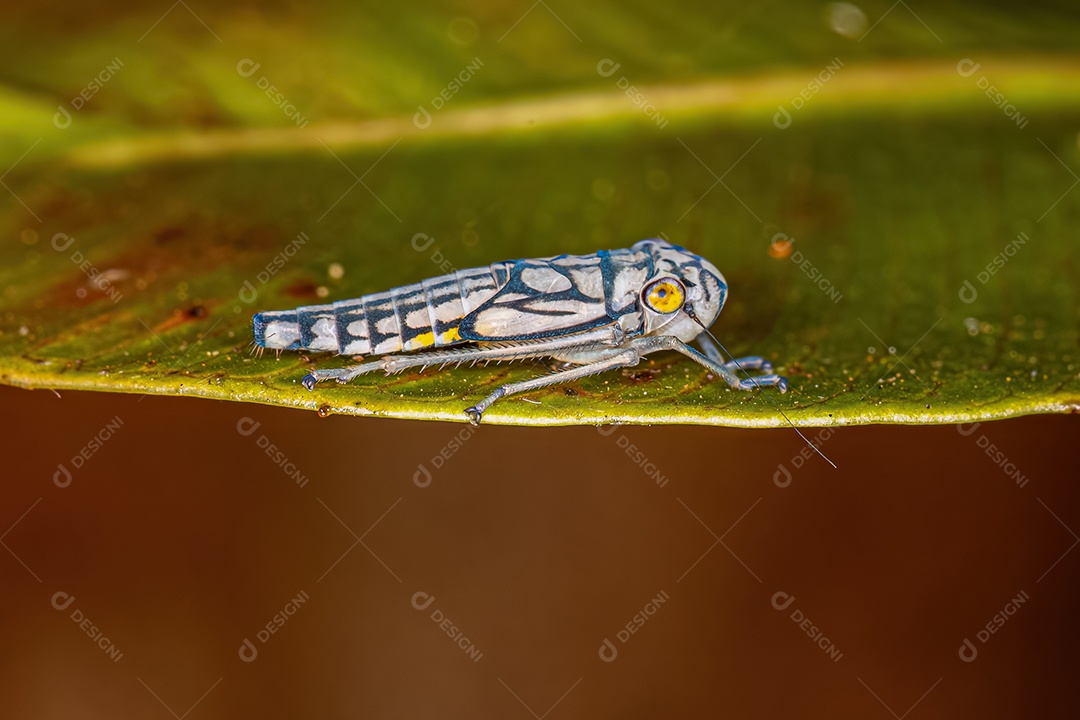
[0,0,1077,425]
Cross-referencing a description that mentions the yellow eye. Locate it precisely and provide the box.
[643,278,685,314]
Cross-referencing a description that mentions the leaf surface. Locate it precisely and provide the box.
[1,4,1077,426]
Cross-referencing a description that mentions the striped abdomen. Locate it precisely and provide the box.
[253,263,511,355]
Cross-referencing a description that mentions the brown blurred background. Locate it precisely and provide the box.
[3,0,1080,716]
[1,385,1077,718]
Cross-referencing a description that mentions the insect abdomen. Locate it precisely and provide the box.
[252,265,507,355]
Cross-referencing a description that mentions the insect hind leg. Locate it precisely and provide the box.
[302,358,384,390]
[301,330,622,391]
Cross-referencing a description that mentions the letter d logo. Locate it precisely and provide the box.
[958,279,978,304]
[413,105,432,129]
[413,463,433,488]
[771,591,795,611]
[598,638,618,662]
[54,463,73,488]
[958,638,978,662]
[596,59,621,78]
[52,591,76,611]
[237,417,261,437]
[236,59,261,78]
[412,591,435,611]
[773,105,792,129]
[53,105,72,129]
[51,233,75,252]
[956,59,981,78]
[238,280,258,305]
[773,463,792,488]
[956,422,981,437]
[239,638,258,662]
[411,233,435,252]
[770,232,794,253]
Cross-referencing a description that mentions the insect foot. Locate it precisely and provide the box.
[735,374,788,393]
[464,407,484,426]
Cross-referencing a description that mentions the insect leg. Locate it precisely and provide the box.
[303,326,625,390]
[696,334,773,372]
[633,336,787,392]
[724,356,773,372]
[464,349,641,425]
[696,333,725,363]
[303,358,386,388]
[302,346,555,389]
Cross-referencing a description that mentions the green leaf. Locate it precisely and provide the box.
[2,5,1078,426]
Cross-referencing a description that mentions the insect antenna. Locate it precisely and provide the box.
[684,305,837,469]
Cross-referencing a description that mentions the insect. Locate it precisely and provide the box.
[252,239,789,425]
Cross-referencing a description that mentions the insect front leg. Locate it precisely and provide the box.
[723,355,773,373]
[464,348,641,425]
[634,336,787,393]
[696,333,725,363]
[696,334,773,373]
